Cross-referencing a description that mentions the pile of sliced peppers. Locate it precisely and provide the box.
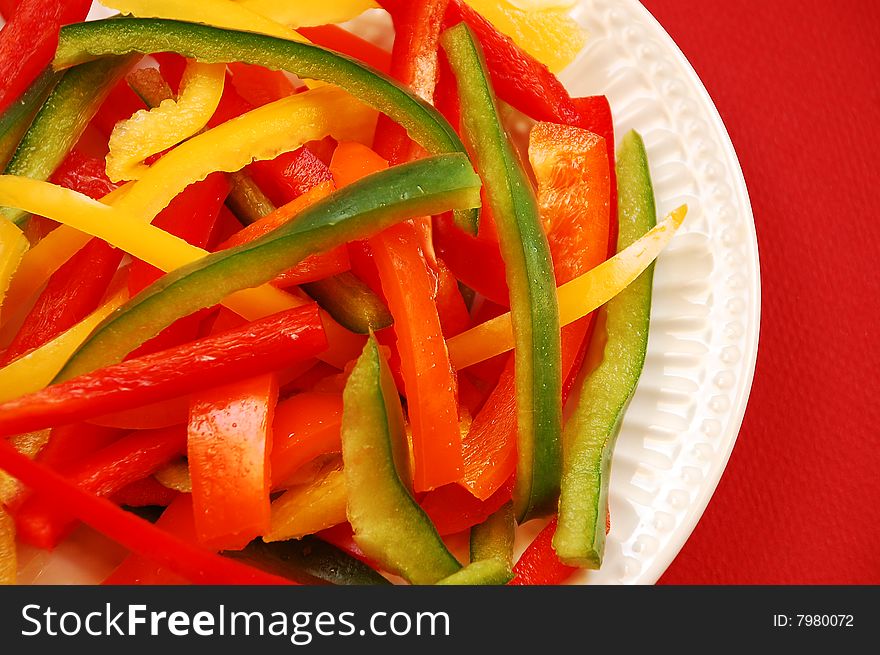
[0,0,687,586]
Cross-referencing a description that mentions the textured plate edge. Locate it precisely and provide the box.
[624,0,762,584]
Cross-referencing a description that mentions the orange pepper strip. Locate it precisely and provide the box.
[330,141,463,492]
[188,374,279,551]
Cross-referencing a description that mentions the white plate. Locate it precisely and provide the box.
[16,0,760,584]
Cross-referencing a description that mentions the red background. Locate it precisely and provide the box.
[639,0,880,584]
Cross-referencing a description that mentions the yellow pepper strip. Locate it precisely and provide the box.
[0,185,131,328]
[0,430,50,505]
[0,287,127,403]
[114,85,377,224]
[264,465,348,542]
[447,205,688,369]
[237,0,376,28]
[154,459,193,493]
[103,0,309,43]
[0,506,15,585]
[106,61,227,183]
[463,0,586,73]
[0,218,28,313]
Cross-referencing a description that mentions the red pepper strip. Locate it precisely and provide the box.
[0,303,327,436]
[444,0,578,124]
[433,212,509,306]
[0,442,291,584]
[14,426,186,549]
[269,391,343,488]
[189,375,278,550]
[508,517,576,585]
[420,476,513,536]
[90,77,147,140]
[0,239,121,366]
[374,0,450,162]
[111,477,179,508]
[227,61,299,106]
[0,0,91,116]
[297,24,392,74]
[249,147,335,207]
[103,494,195,585]
[207,206,245,250]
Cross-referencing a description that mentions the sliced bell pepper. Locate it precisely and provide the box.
[270,392,343,488]
[0,303,326,435]
[0,288,127,404]
[461,0,585,73]
[342,336,462,584]
[49,154,479,380]
[264,460,348,542]
[90,75,147,140]
[470,500,515,567]
[0,0,90,117]
[0,443,292,584]
[106,60,227,182]
[188,374,278,550]
[154,458,191,493]
[0,237,123,367]
[446,204,688,369]
[14,426,187,549]
[53,17,477,232]
[508,517,576,585]
[0,68,58,171]
[232,536,390,586]
[1,55,137,226]
[443,22,562,522]
[553,130,658,567]
[330,140,464,491]
[433,257,471,337]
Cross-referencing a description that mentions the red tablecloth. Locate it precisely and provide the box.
[639,0,880,584]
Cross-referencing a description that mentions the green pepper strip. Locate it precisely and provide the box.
[441,23,562,523]
[1,56,137,226]
[342,336,461,585]
[58,153,481,380]
[0,68,60,172]
[553,130,657,568]
[302,272,393,335]
[53,18,478,234]
[229,537,391,586]
[437,500,515,585]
